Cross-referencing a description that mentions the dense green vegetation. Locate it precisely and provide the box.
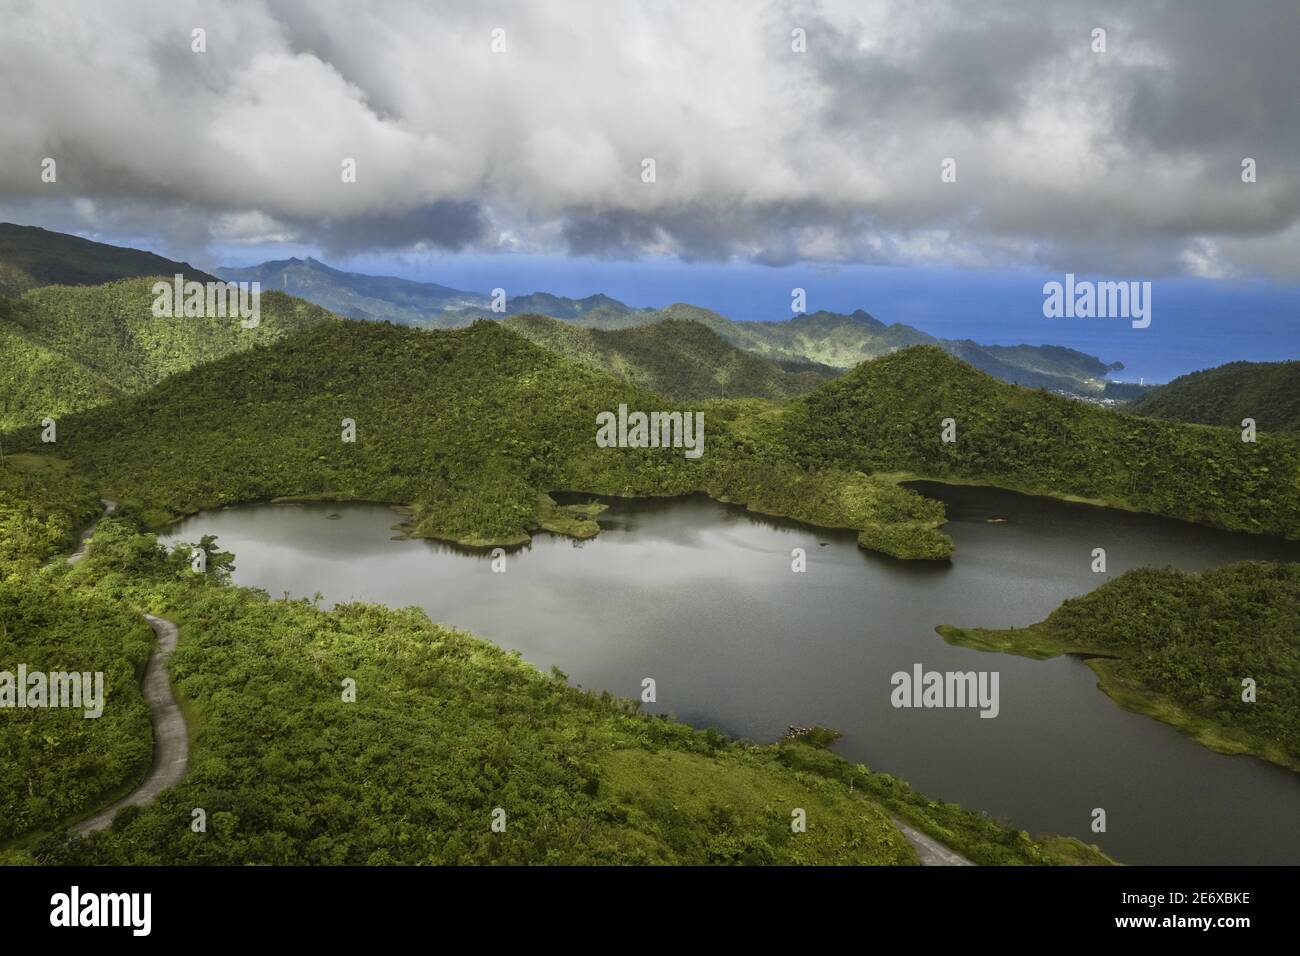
[0,455,100,572]
[10,310,1298,558]
[6,279,1295,556]
[7,315,948,559]
[780,346,1300,541]
[0,505,1104,865]
[0,319,121,435]
[0,574,155,843]
[503,314,837,401]
[1101,380,1155,402]
[453,291,651,328]
[0,222,216,297]
[1128,360,1300,432]
[0,278,334,429]
[939,562,1300,771]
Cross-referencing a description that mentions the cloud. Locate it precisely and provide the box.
[0,0,1297,277]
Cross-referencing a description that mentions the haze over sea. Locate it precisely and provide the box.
[214,245,1300,385]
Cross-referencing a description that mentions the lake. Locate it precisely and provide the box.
[159,482,1300,865]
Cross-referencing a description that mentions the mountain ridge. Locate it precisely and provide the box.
[0,222,217,296]
[501,313,838,400]
[211,254,1122,395]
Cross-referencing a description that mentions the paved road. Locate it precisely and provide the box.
[892,816,976,866]
[66,501,190,834]
[66,498,116,564]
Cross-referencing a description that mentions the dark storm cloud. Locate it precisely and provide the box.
[0,0,1296,277]
[308,201,489,257]
[809,7,1066,130]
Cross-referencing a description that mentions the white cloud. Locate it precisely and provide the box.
[0,0,1296,276]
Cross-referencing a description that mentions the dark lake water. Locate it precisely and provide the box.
[159,482,1300,865]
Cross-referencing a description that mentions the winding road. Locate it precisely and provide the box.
[66,500,190,834]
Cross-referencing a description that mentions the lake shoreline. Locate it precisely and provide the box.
[938,620,1300,774]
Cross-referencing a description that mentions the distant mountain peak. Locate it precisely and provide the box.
[791,308,883,328]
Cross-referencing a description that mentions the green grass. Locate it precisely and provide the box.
[597,748,916,865]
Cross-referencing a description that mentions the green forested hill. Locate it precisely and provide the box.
[1127,361,1300,432]
[502,314,838,400]
[0,319,122,431]
[0,278,335,429]
[7,318,951,559]
[778,345,1300,541]
[0,454,101,571]
[0,222,216,297]
[714,306,934,365]
[8,324,1297,558]
[939,562,1300,770]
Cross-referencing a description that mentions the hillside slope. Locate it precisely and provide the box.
[7,318,951,559]
[778,345,1300,541]
[216,257,655,329]
[218,257,488,325]
[502,314,838,400]
[0,278,336,429]
[8,326,1296,556]
[0,222,216,296]
[209,252,1119,395]
[1127,360,1300,432]
[0,319,123,430]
